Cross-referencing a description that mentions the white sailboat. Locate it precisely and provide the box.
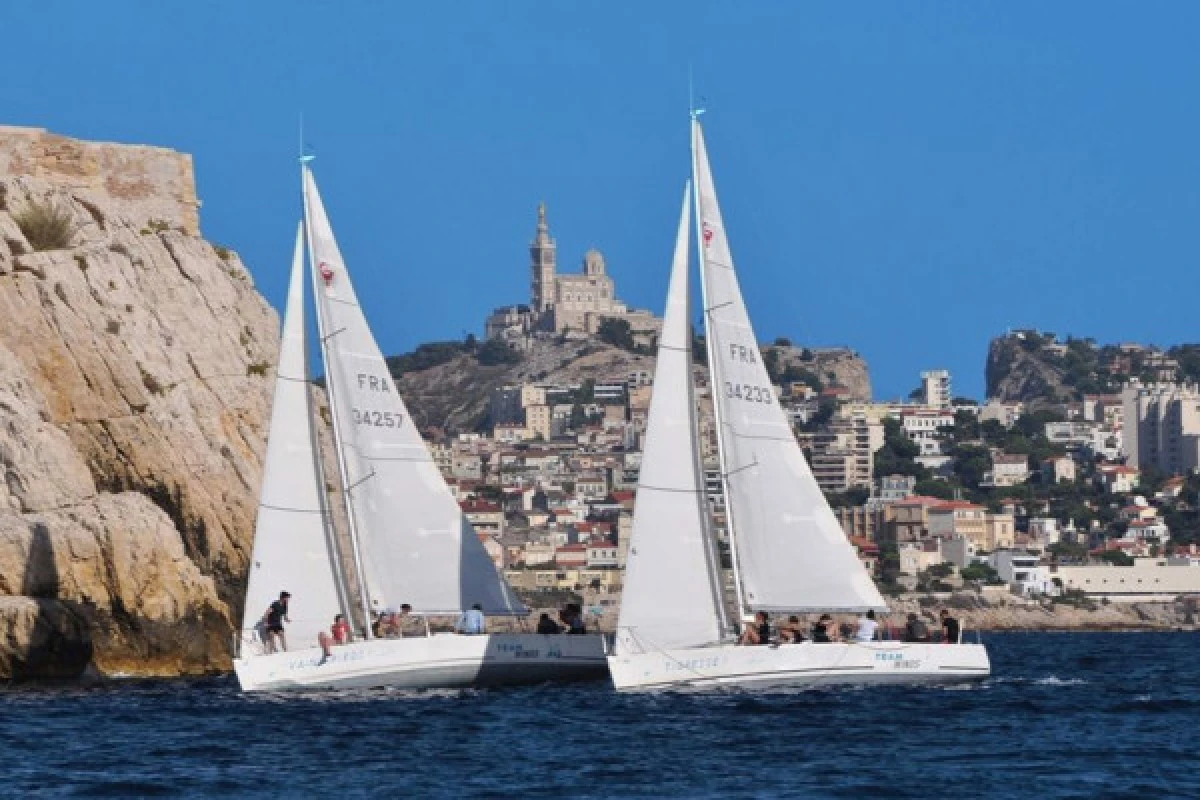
[234,162,606,692]
[607,116,991,691]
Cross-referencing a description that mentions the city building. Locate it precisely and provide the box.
[485,204,660,341]
[988,550,1056,596]
[1042,456,1077,484]
[900,409,955,456]
[805,409,884,492]
[1052,560,1200,601]
[928,502,1015,551]
[1122,381,1200,474]
[920,369,952,409]
[982,453,1030,487]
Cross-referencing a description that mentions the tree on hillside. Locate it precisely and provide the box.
[476,338,522,366]
[773,337,792,347]
[598,318,637,351]
[874,418,927,479]
[951,444,993,489]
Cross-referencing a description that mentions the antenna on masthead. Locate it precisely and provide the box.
[299,113,315,164]
[688,66,706,119]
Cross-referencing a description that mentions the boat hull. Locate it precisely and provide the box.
[235,633,608,692]
[607,640,990,691]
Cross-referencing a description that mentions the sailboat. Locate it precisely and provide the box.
[233,161,607,691]
[607,115,991,691]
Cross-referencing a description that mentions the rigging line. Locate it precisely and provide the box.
[705,301,733,313]
[258,503,330,515]
[363,455,436,463]
[658,343,691,353]
[343,469,376,493]
[636,483,705,494]
[723,460,759,479]
[275,374,317,384]
[321,326,347,342]
[327,296,360,308]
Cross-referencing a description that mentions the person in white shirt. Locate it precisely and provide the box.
[853,610,879,642]
[456,603,486,635]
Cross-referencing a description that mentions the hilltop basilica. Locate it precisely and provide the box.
[485,204,660,345]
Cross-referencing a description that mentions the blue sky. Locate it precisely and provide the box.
[5,2,1200,399]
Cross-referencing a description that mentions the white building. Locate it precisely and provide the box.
[989,550,1057,596]
[901,409,955,455]
[1122,381,1200,474]
[983,453,1030,487]
[1054,562,1200,601]
[920,369,952,410]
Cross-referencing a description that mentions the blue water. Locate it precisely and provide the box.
[0,632,1196,798]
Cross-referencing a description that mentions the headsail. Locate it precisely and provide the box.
[692,119,888,613]
[616,183,726,653]
[301,166,526,616]
[242,223,348,650]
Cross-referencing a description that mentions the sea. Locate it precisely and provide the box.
[0,632,1196,799]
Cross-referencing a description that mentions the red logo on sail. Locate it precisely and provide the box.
[319,261,335,286]
[702,224,714,247]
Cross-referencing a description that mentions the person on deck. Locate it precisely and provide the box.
[317,614,351,665]
[262,591,291,653]
[566,604,587,634]
[331,613,351,645]
[904,613,930,642]
[536,612,563,634]
[456,603,486,635]
[779,615,806,643]
[395,604,414,637]
[811,613,833,643]
[853,610,879,643]
[940,610,961,644]
[738,611,771,645]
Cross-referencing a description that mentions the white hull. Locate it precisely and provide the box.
[607,641,991,691]
[235,633,607,692]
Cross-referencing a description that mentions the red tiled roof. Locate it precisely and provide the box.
[930,501,985,512]
[461,500,501,512]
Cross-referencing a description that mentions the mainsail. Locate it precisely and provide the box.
[616,183,727,653]
[301,166,525,616]
[692,119,888,613]
[242,224,348,649]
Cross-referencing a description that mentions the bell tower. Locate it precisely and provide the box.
[530,202,557,313]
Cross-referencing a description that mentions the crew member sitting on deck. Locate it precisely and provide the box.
[262,591,291,653]
[853,610,879,642]
[940,610,960,644]
[738,611,771,645]
[317,613,351,665]
[536,612,562,634]
[564,603,587,634]
[779,615,806,643]
[456,603,486,635]
[811,614,833,643]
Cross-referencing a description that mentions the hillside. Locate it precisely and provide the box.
[392,336,872,433]
[986,330,1200,404]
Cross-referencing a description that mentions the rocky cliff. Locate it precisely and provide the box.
[0,127,277,679]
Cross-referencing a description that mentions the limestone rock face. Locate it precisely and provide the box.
[0,130,278,679]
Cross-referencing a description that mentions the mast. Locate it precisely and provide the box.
[296,220,354,625]
[691,112,749,625]
[301,158,375,638]
[683,188,732,639]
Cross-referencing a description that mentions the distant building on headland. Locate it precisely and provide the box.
[485,203,660,345]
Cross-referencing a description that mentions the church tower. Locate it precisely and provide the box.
[530,202,557,313]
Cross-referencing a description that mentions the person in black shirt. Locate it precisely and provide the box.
[940,610,960,644]
[263,591,291,653]
[536,613,563,634]
[811,613,833,643]
[904,612,930,642]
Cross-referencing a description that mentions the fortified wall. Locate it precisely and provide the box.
[0,125,200,236]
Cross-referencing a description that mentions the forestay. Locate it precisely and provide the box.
[242,224,347,650]
[692,119,888,613]
[301,167,525,616]
[616,184,726,653]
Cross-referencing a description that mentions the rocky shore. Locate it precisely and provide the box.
[0,127,276,680]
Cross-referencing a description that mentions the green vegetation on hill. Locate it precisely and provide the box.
[385,335,521,377]
[987,331,1200,404]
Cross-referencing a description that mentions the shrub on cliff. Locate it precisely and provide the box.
[14,200,76,251]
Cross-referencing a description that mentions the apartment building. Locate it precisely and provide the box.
[1122,381,1200,474]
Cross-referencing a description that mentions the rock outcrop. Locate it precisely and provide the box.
[0,127,277,679]
[985,334,1072,404]
[396,339,872,434]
